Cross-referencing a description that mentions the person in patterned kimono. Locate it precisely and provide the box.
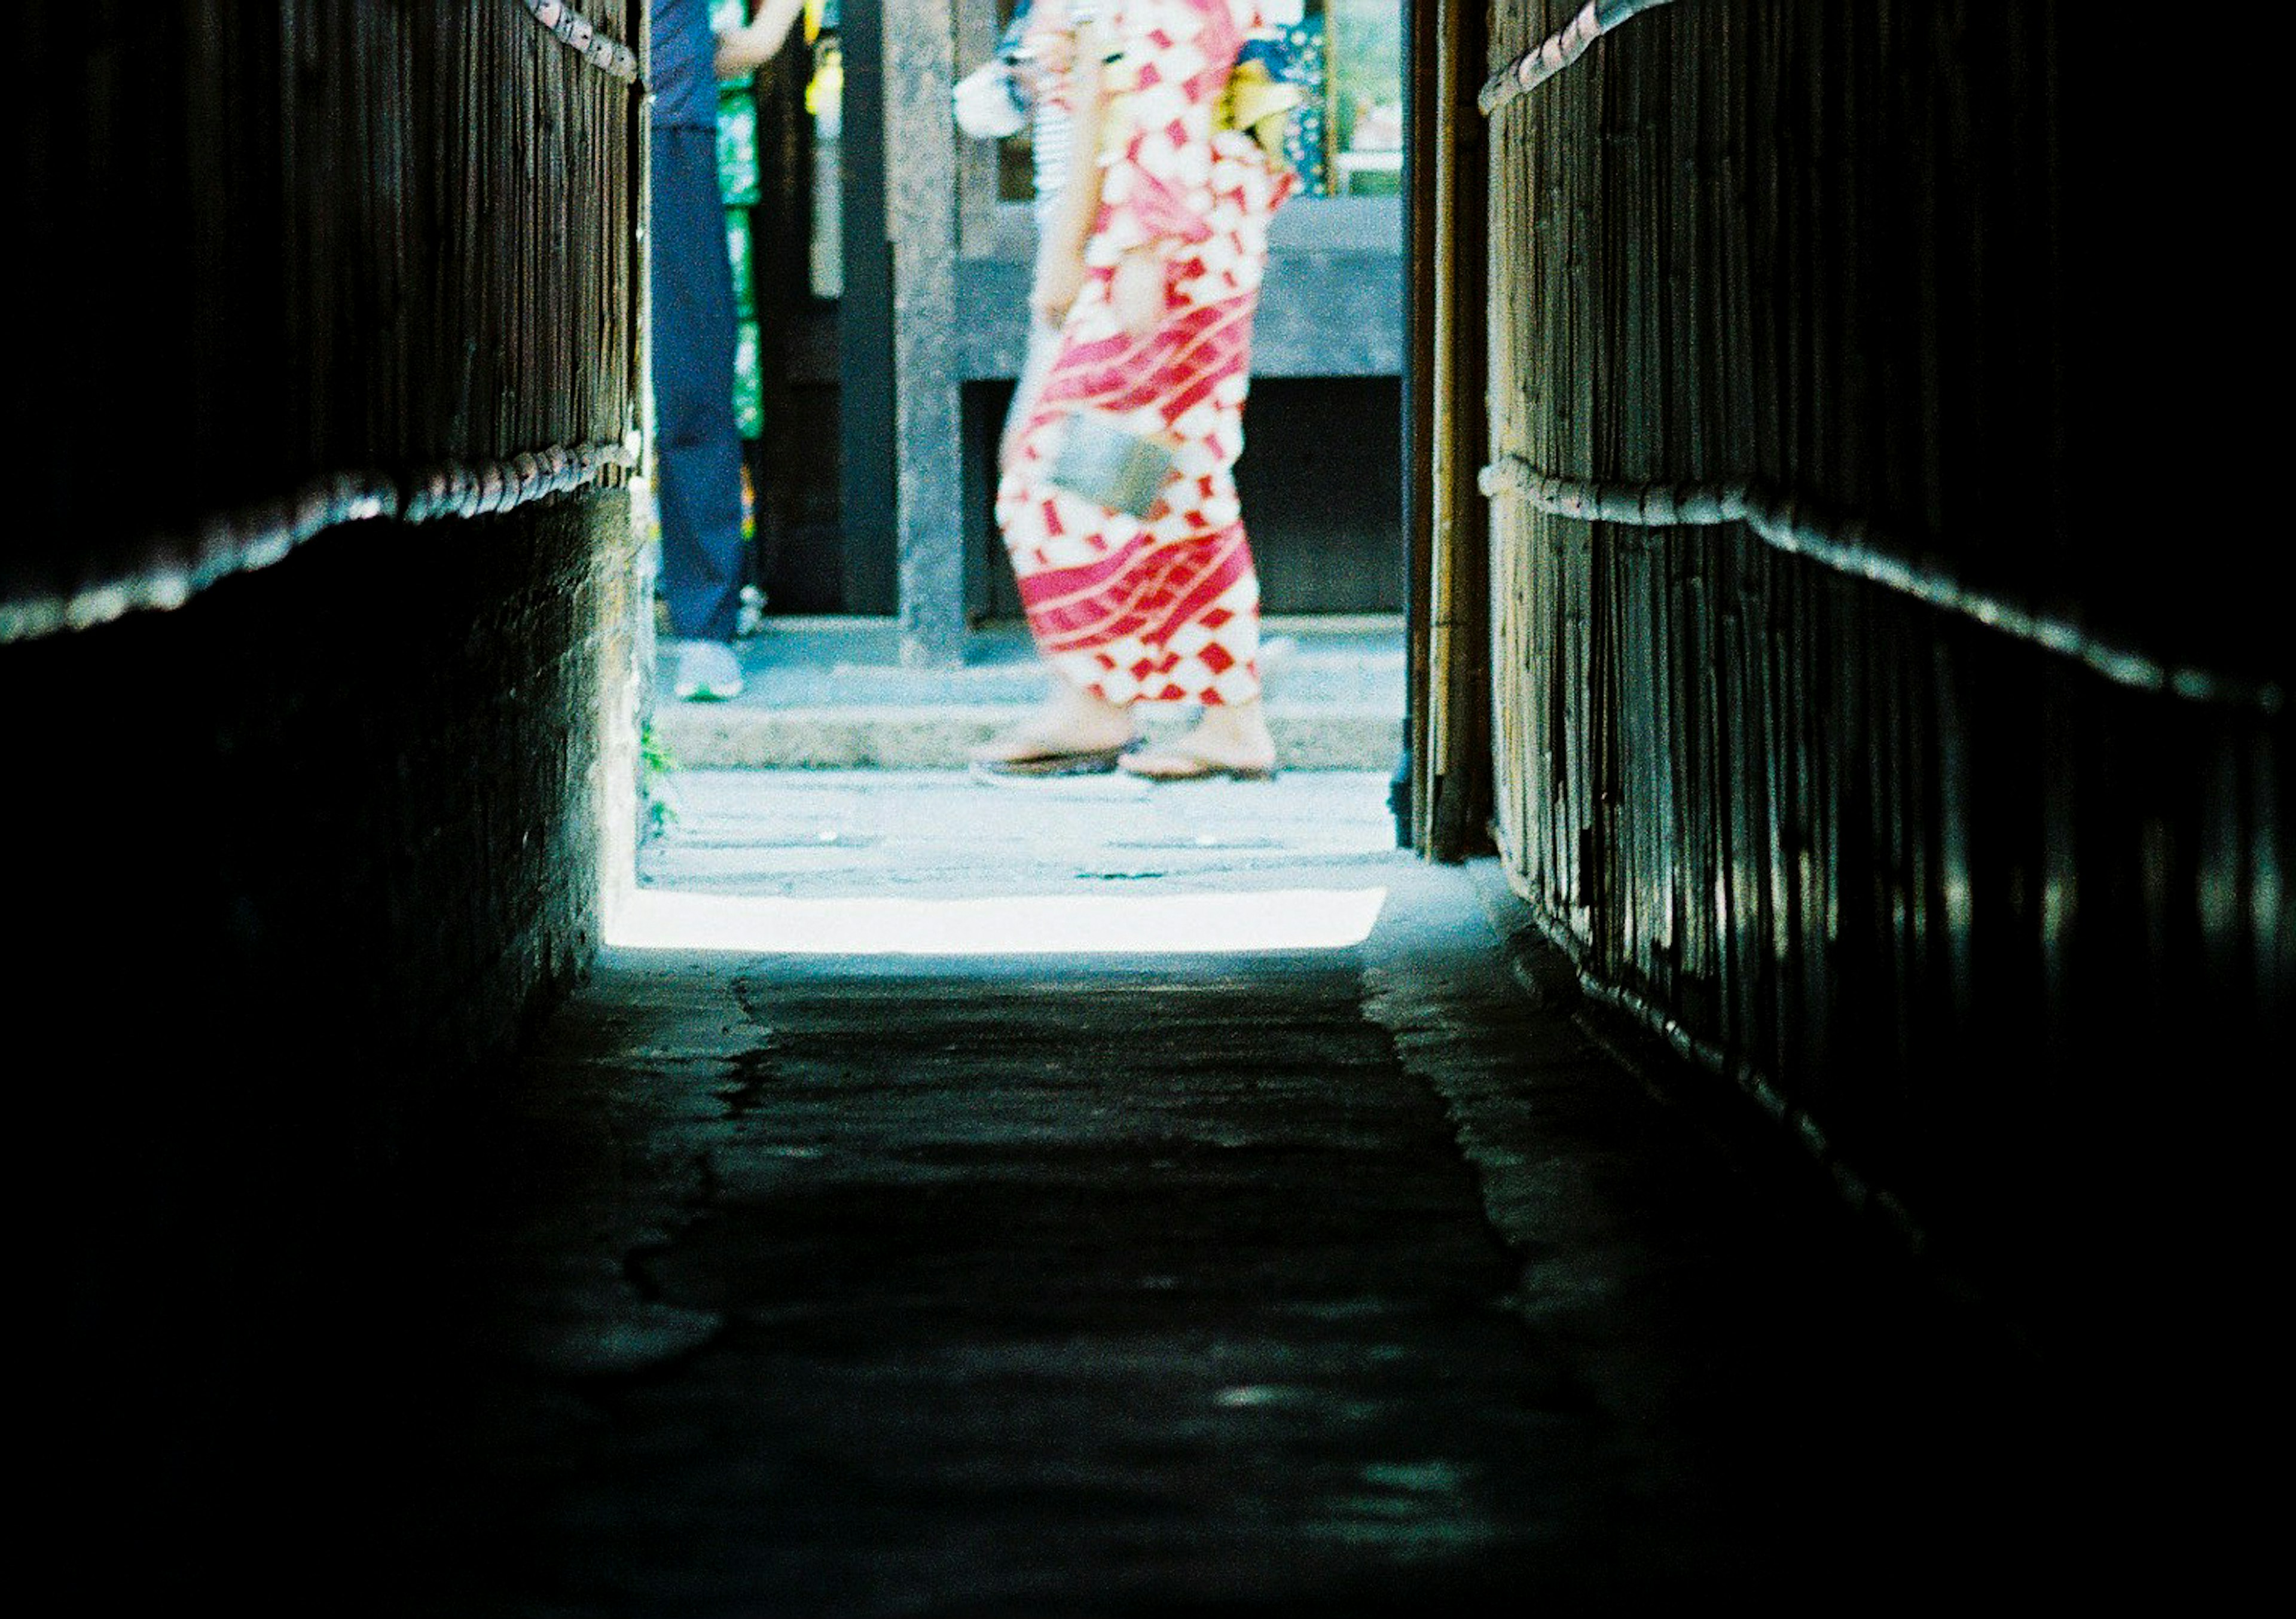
[972,0,1297,780]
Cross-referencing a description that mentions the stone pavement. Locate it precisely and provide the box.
[368,769,2103,1615]
[646,617,1407,770]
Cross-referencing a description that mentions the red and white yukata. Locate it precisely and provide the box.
[995,0,1295,708]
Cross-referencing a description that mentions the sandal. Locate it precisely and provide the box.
[1115,743,1276,782]
[969,743,1129,778]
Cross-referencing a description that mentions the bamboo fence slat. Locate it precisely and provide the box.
[7,1,642,642]
[1475,0,2291,1340]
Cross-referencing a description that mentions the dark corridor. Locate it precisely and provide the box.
[4,4,2282,1610]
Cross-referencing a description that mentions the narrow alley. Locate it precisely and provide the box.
[378,766,2081,1614]
[13,8,2270,1614]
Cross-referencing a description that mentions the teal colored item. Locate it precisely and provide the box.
[716,91,759,205]
[1280,19,1328,197]
[733,320,762,439]
[726,215,754,318]
[718,53,759,439]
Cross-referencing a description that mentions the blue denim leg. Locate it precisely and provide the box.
[650,126,748,644]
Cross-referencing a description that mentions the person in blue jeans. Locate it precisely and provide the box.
[650,0,804,700]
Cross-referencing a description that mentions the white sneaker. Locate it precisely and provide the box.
[670,639,746,701]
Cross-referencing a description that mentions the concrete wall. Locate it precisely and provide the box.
[7,485,643,1598]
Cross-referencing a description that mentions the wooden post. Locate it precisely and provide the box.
[884,0,967,667]
[1410,0,1491,859]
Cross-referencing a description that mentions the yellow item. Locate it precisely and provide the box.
[805,36,841,118]
[1216,59,1302,165]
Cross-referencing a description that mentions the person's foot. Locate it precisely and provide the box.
[668,639,746,702]
[969,689,1134,769]
[1118,701,1276,781]
[1116,739,1277,781]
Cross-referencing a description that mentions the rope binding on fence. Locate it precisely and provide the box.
[1479,0,1680,115]
[1477,456,2284,714]
[0,437,642,644]
[519,0,641,83]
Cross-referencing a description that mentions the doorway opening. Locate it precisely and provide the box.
[621,0,1421,955]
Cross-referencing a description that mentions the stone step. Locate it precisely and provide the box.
[646,616,1408,771]
[651,699,1405,770]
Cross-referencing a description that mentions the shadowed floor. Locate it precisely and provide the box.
[374,771,2089,1614]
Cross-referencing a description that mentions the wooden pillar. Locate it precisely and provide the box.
[1403,0,1436,844]
[884,0,967,667]
[1407,0,1491,859]
[836,0,898,615]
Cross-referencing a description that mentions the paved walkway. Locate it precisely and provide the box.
[374,770,2092,1614]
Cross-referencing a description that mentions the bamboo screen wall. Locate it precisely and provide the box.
[1478,0,2288,1327]
[7,1,643,642]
